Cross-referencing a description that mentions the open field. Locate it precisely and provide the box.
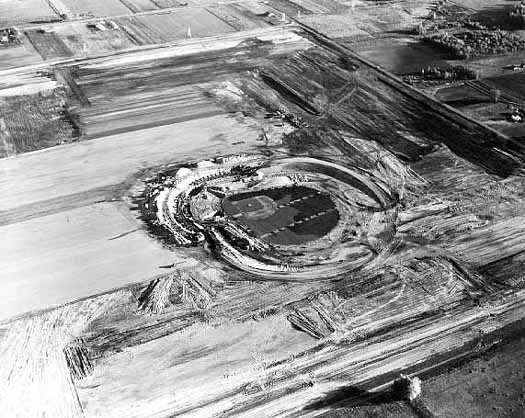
[0,113,263,321]
[119,9,237,45]
[348,36,454,74]
[119,0,158,13]
[205,4,271,31]
[484,72,525,102]
[452,0,511,12]
[25,29,74,60]
[0,114,261,216]
[0,202,176,319]
[55,22,137,57]
[444,51,525,79]
[298,0,430,40]
[59,0,131,17]
[0,35,44,70]
[0,87,76,157]
[223,186,338,245]
[0,0,58,26]
[0,8,524,418]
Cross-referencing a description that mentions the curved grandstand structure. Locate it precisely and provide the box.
[145,154,400,280]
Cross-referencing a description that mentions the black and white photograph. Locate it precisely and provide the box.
[0,0,524,417]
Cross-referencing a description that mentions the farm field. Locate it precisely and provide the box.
[502,122,525,140]
[25,29,74,60]
[445,52,525,79]
[0,0,58,26]
[55,22,137,57]
[17,7,270,62]
[119,0,158,13]
[0,114,261,215]
[0,88,76,158]
[297,1,428,40]
[434,84,488,105]
[0,202,176,320]
[0,114,263,321]
[484,72,525,102]
[0,2,524,418]
[0,37,43,70]
[205,4,271,31]
[61,28,306,138]
[0,28,306,156]
[118,9,237,45]
[348,37,454,74]
[59,0,131,18]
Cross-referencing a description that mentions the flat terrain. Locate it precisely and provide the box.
[0,202,175,319]
[348,37,454,74]
[224,186,338,245]
[0,38,43,69]
[0,115,259,214]
[484,72,525,101]
[0,114,262,320]
[421,333,525,418]
[0,0,58,26]
[59,0,131,17]
[324,332,525,418]
[0,1,524,417]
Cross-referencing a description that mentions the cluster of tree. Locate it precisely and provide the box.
[403,65,478,84]
[424,30,525,59]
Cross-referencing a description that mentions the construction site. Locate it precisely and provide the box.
[0,1,524,417]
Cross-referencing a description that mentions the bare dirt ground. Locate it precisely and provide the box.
[0,114,260,213]
[0,0,58,26]
[0,202,176,320]
[59,0,131,17]
[0,2,523,418]
[0,28,305,321]
[0,35,44,70]
[77,313,316,418]
[321,333,525,418]
[0,114,262,320]
[420,334,525,418]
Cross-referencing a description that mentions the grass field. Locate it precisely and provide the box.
[298,14,373,39]
[205,4,270,31]
[0,202,176,320]
[149,0,189,7]
[223,186,338,245]
[0,89,76,157]
[118,9,236,46]
[484,72,525,102]
[25,29,74,60]
[0,35,43,70]
[434,84,488,106]
[56,22,137,57]
[0,0,58,26]
[349,37,454,74]
[59,0,130,17]
[119,0,158,13]
[0,114,263,320]
[452,0,509,11]
[501,122,525,139]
